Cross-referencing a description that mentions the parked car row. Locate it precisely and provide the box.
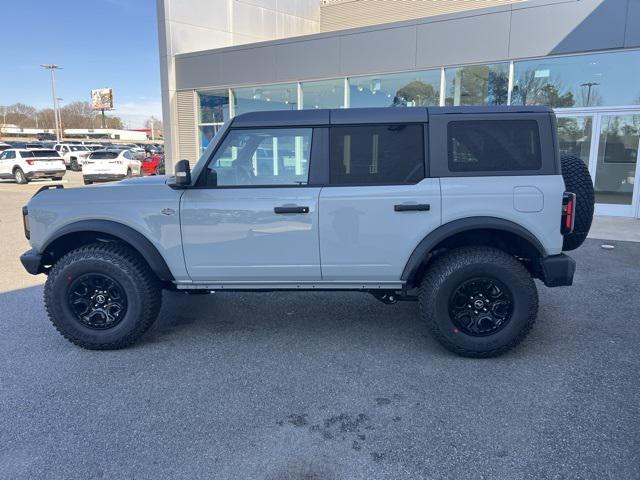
[0,141,165,185]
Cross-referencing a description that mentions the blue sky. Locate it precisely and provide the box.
[0,0,161,127]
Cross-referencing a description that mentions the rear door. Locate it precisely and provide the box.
[181,127,323,283]
[319,121,441,282]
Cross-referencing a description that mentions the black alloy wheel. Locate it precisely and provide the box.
[67,273,128,330]
[448,277,513,336]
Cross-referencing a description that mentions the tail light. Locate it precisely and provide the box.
[25,159,35,165]
[561,192,576,234]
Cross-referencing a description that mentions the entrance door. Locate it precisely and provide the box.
[592,114,640,217]
[556,111,640,218]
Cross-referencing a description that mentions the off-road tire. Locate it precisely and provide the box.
[14,168,27,184]
[560,154,594,251]
[419,246,538,358]
[44,242,162,350]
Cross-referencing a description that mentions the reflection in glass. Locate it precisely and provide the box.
[445,63,509,106]
[301,79,344,109]
[199,90,230,124]
[557,117,593,165]
[594,115,639,205]
[349,70,441,108]
[233,84,298,116]
[198,90,230,152]
[512,51,640,108]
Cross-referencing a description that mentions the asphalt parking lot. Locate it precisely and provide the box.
[1,174,639,479]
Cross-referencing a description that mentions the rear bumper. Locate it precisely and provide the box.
[83,173,125,182]
[20,249,44,275]
[539,254,576,287]
[25,170,66,179]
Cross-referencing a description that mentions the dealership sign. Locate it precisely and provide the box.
[91,88,114,110]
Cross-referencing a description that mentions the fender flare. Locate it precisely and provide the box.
[42,219,174,281]
[401,217,547,285]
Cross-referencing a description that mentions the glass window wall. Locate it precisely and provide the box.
[445,63,509,106]
[349,70,441,108]
[233,84,298,116]
[512,50,640,108]
[198,90,231,152]
[301,79,344,109]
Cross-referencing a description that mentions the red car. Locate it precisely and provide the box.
[141,154,163,175]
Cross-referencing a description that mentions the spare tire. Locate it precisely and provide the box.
[560,155,594,251]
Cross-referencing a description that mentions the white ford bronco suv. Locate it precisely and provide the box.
[20,107,594,357]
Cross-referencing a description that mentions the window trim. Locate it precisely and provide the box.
[193,126,319,189]
[327,122,427,187]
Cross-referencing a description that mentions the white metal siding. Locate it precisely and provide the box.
[320,0,527,32]
[176,90,199,166]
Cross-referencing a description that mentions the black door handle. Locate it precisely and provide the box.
[394,203,430,212]
[274,206,309,214]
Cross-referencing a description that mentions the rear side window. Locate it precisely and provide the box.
[448,120,541,172]
[19,150,32,158]
[330,124,425,185]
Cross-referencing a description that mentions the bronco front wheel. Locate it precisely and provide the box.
[44,243,162,349]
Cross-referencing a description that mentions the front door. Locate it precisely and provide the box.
[181,127,322,283]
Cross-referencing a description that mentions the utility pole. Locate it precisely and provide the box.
[57,98,64,139]
[41,64,63,142]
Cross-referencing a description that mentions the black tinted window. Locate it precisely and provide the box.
[330,124,424,185]
[90,151,119,160]
[448,120,542,172]
[29,150,60,157]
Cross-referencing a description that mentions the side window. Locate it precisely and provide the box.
[0,152,6,160]
[19,150,31,158]
[203,128,312,187]
[448,120,542,172]
[123,151,132,159]
[6,151,16,160]
[329,124,425,185]
[54,145,60,151]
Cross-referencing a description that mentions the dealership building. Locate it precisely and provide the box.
[157,0,640,218]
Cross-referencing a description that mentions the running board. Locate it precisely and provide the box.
[174,281,405,291]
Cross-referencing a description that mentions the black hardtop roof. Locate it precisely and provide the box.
[230,105,554,128]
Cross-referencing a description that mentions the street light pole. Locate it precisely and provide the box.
[580,82,600,107]
[41,64,63,142]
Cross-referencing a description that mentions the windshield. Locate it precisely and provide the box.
[29,150,60,158]
[69,145,88,151]
[89,151,119,160]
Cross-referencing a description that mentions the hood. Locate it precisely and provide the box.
[116,175,169,186]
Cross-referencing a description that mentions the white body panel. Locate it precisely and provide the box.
[318,179,442,281]
[0,149,66,178]
[181,187,322,281]
[440,175,566,255]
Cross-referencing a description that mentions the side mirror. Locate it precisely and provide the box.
[171,159,191,188]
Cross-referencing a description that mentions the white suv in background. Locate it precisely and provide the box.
[0,148,66,184]
[81,149,142,185]
[54,143,91,171]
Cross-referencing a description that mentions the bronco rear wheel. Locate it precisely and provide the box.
[561,154,594,251]
[419,246,538,358]
[44,242,162,349]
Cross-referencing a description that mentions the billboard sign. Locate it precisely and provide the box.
[91,88,114,110]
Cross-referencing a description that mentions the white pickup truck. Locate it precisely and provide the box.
[53,143,91,171]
